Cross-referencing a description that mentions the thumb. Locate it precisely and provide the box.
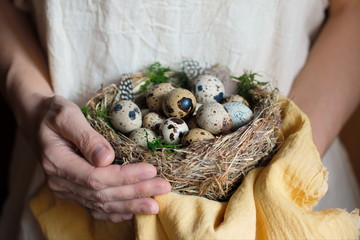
[52,98,115,167]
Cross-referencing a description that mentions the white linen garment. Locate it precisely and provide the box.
[1,0,359,239]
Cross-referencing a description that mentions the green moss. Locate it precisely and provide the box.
[141,62,172,92]
[232,71,267,100]
[81,106,90,117]
[147,136,182,153]
[96,108,111,119]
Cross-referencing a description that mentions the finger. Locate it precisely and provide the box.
[87,163,159,189]
[77,196,160,215]
[59,189,160,215]
[48,175,171,202]
[89,178,171,201]
[90,212,133,222]
[41,137,97,187]
[47,96,114,167]
[54,191,133,223]
[44,142,159,189]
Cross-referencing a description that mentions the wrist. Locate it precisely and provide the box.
[15,92,54,140]
[5,67,54,140]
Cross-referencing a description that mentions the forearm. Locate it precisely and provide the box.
[288,1,360,156]
[0,0,53,138]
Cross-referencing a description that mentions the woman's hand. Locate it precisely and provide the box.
[33,95,171,222]
[0,1,171,223]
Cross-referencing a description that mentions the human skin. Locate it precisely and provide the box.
[0,0,171,222]
[288,0,360,156]
[0,0,359,223]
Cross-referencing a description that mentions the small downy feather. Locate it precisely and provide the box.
[118,74,135,101]
[181,59,203,81]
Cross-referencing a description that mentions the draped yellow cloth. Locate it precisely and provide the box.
[30,98,359,239]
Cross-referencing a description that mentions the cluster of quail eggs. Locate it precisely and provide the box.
[109,75,254,149]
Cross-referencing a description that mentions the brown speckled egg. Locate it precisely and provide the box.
[129,128,157,149]
[196,102,232,135]
[223,94,249,107]
[181,128,214,146]
[146,83,176,112]
[143,112,165,131]
[110,100,142,134]
[160,117,189,144]
[162,88,196,118]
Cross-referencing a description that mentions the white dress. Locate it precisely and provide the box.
[1,0,359,239]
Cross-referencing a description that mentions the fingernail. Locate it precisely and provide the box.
[140,204,158,214]
[92,145,108,163]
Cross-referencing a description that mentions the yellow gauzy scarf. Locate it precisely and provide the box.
[30,97,359,239]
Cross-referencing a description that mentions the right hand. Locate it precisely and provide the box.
[32,95,171,222]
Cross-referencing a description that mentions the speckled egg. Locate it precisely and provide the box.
[223,94,250,107]
[110,100,142,134]
[143,112,165,131]
[160,117,189,144]
[194,75,225,104]
[162,88,196,118]
[223,102,253,130]
[182,128,215,146]
[129,128,157,149]
[196,102,232,135]
[146,83,176,112]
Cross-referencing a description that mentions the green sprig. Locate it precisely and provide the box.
[96,108,111,119]
[81,106,90,117]
[141,62,172,92]
[232,71,267,100]
[147,136,182,153]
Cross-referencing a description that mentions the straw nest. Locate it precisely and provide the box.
[83,66,283,201]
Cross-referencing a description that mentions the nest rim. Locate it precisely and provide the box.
[83,69,283,201]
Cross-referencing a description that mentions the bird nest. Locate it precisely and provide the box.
[83,63,283,201]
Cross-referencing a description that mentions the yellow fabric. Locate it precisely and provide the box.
[30,98,360,239]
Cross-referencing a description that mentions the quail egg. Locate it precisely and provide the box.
[160,117,189,144]
[196,102,232,135]
[223,94,250,107]
[223,102,253,130]
[182,128,215,146]
[110,100,142,134]
[146,83,176,112]
[194,75,225,103]
[143,112,165,131]
[162,88,196,118]
[129,128,157,149]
